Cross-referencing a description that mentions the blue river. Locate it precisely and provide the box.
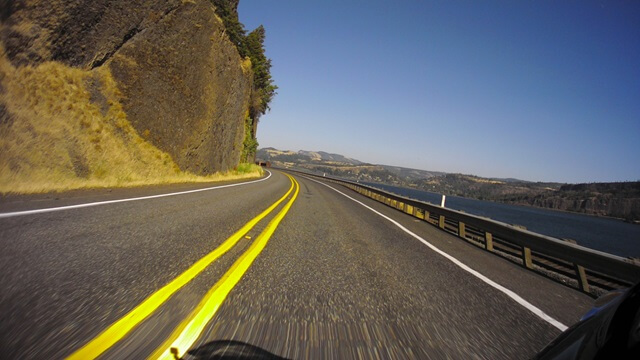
[362,182,640,258]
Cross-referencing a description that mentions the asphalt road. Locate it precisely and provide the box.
[0,169,593,359]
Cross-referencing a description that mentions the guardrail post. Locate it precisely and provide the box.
[565,239,590,292]
[458,222,466,239]
[439,215,445,229]
[574,263,590,293]
[522,247,533,269]
[485,232,493,252]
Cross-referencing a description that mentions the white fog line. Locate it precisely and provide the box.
[301,174,569,332]
[0,170,272,219]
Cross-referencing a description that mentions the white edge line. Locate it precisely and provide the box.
[0,170,272,219]
[301,174,569,332]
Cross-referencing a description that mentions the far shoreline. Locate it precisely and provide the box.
[361,180,639,225]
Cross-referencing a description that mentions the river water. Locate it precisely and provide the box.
[362,182,640,258]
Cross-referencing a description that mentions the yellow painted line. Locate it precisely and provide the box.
[151,175,300,360]
[66,176,295,360]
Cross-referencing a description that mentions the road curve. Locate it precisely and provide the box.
[0,171,291,358]
[0,169,593,359]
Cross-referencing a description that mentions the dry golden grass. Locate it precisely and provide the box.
[241,57,252,74]
[463,176,504,185]
[0,46,262,194]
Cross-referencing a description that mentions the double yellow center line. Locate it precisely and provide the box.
[67,173,299,359]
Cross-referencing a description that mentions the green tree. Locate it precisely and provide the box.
[210,0,277,162]
[245,26,278,118]
[241,115,258,162]
[210,1,277,118]
[210,0,247,55]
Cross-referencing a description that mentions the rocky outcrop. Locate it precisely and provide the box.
[107,1,253,173]
[1,0,253,174]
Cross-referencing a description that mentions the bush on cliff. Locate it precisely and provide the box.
[210,0,277,121]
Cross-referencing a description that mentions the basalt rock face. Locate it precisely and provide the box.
[1,0,253,174]
[106,1,253,174]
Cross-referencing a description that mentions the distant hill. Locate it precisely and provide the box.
[499,181,640,222]
[258,147,640,222]
[261,148,363,165]
[257,148,444,184]
[256,147,531,187]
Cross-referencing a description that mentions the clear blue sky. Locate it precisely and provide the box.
[238,1,639,183]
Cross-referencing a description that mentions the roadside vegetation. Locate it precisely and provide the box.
[0,45,263,195]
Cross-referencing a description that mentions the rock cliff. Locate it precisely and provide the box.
[1,0,253,181]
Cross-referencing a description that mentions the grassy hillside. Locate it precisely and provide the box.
[415,173,562,200]
[0,46,261,194]
[257,147,445,184]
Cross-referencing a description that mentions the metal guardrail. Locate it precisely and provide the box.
[285,168,640,294]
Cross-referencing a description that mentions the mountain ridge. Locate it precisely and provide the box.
[257,147,640,221]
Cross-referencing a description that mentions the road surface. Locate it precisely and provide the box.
[0,169,593,359]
